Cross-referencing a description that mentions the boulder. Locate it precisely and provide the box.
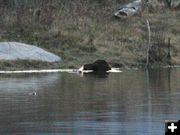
[79,60,111,73]
[114,0,148,18]
[0,42,61,62]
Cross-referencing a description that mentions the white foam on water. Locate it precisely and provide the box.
[0,68,122,74]
[0,69,76,74]
[107,68,122,73]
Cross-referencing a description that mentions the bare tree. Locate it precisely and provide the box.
[146,19,151,68]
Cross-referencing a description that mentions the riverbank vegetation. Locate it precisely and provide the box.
[0,60,61,70]
[0,0,179,69]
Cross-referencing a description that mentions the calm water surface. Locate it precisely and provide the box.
[0,68,180,135]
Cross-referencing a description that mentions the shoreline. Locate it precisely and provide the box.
[0,65,179,74]
[0,68,122,74]
[1,2,179,70]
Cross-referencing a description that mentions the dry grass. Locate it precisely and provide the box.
[0,0,179,68]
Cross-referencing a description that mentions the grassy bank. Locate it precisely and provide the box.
[0,60,61,70]
[0,0,179,69]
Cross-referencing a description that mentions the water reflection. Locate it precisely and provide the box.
[84,72,110,78]
[0,73,60,93]
[0,68,179,135]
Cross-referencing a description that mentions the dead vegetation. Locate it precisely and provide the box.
[0,0,179,68]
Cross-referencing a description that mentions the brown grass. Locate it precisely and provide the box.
[0,0,179,68]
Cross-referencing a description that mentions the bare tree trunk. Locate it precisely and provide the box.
[146,19,151,69]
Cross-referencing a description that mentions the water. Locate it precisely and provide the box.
[0,68,179,135]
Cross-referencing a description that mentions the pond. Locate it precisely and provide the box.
[0,68,179,135]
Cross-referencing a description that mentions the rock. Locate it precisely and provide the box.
[114,0,148,18]
[79,60,111,73]
[0,42,61,62]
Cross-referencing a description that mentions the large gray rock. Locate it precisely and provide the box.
[0,42,61,62]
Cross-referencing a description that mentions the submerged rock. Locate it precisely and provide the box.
[0,42,61,62]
